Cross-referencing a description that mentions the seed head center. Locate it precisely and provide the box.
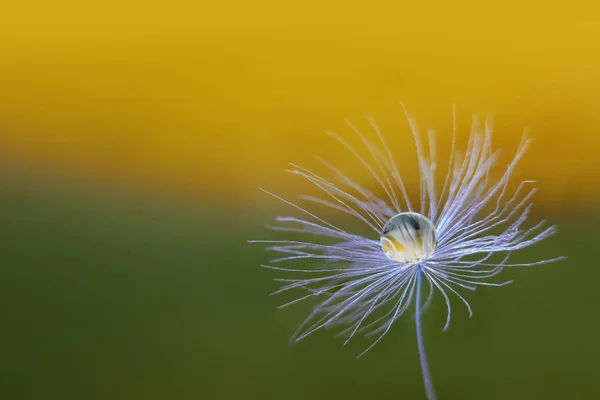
[380,212,437,265]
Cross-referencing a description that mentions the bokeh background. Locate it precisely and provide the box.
[1,1,599,399]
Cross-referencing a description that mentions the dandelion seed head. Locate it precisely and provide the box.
[251,106,565,399]
[251,106,564,355]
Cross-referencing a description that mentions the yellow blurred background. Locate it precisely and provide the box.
[0,0,599,207]
[0,2,599,399]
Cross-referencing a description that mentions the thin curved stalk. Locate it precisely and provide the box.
[416,266,437,400]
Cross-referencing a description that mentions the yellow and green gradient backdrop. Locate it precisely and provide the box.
[0,1,598,399]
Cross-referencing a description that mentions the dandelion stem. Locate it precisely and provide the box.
[416,266,437,400]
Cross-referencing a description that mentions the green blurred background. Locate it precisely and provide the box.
[1,1,600,399]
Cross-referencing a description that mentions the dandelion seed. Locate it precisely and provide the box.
[250,105,564,400]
